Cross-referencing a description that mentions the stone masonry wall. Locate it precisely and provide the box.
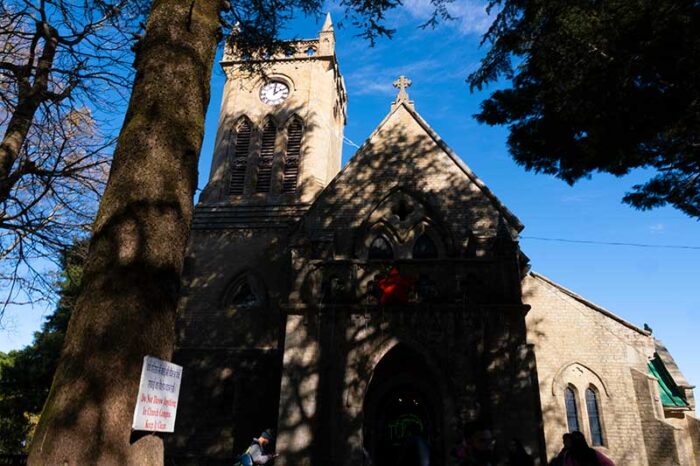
[166,225,291,461]
[523,274,654,464]
[631,368,682,466]
[689,416,700,463]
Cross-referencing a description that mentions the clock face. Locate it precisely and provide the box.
[260,81,290,105]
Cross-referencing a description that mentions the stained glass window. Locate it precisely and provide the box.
[586,387,604,446]
[565,386,580,432]
[413,234,438,259]
[369,236,393,260]
[223,275,263,310]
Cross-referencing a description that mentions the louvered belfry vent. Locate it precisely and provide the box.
[256,120,276,193]
[228,119,252,195]
[283,118,303,193]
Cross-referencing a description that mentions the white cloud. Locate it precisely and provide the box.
[649,223,665,234]
[345,58,444,96]
[353,80,396,96]
[402,0,492,36]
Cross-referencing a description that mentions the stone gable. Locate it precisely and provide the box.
[302,102,521,246]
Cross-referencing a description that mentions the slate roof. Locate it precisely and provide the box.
[655,339,694,389]
[648,354,689,408]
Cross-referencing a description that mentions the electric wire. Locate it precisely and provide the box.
[521,236,700,250]
[343,136,360,148]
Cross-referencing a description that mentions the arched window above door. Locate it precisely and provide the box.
[369,236,394,260]
[412,234,438,259]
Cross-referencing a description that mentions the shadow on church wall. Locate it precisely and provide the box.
[162,117,545,464]
[164,113,673,466]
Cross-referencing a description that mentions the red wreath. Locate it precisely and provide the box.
[377,267,415,305]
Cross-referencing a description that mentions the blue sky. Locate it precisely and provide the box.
[2,1,698,388]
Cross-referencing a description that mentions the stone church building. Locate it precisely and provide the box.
[166,16,699,465]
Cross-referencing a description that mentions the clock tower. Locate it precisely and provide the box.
[200,12,346,206]
[170,15,347,460]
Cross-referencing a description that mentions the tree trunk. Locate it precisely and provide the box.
[28,1,223,464]
[0,98,40,204]
[0,25,58,206]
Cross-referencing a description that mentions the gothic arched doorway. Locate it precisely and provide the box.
[363,344,444,465]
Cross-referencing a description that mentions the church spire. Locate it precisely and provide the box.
[319,12,335,55]
[392,75,414,110]
[321,12,334,32]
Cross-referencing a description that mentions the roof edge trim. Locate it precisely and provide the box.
[529,271,650,336]
[400,102,524,232]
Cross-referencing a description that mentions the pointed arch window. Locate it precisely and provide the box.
[369,236,393,260]
[223,275,263,310]
[283,117,303,193]
[413,234,438,259]
[229,119,252,195]
[256,119,277,193]
[586,387,604,446]
[565,386,580,432]
[229,280,257,308]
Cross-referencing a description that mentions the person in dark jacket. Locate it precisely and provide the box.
[550,433,572,466]
[506,438,534,466]
[396,423,430,466]
[564,431,614,466]
[238,429,278,465]
[459,423,497,466]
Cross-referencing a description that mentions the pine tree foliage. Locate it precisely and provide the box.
[0,241,84,453]
[470,0,699,217]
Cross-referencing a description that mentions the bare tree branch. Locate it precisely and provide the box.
[0,0,149,315]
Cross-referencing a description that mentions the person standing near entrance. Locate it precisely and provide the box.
[396,423,430,466]
[563,431,615,466]
[550,433,572,466]
[506,438,534,466]
[458,424,497,466]
[236,429,278,465]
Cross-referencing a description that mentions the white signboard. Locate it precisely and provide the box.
[132,355,183,432]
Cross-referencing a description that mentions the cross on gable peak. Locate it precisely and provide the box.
[394,75,412,91]
[393,75,412,103]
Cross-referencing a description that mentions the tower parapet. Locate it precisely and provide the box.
[221,14,345,121]
[200,14,346,209]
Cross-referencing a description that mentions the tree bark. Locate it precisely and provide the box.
[0,98,40,203]
[28,1,223,464]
